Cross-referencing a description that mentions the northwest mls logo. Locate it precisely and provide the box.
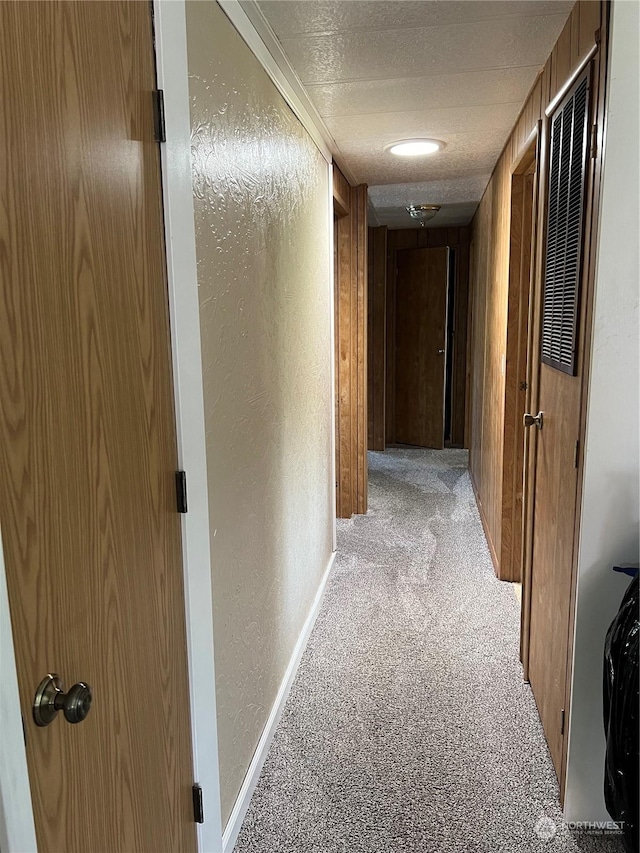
[534,816,558,840]
[534,816,624,840]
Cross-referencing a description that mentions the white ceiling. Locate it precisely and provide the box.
[257,0,574,228]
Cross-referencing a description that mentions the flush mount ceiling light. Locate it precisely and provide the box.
[386,138,444,157]
[406,204,441,226]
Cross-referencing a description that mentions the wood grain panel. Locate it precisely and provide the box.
[395,248,448,449]
[528,364,581,777]
[578,0,601,62]
[468,0,600,580]
[334,165,367,517]
[0,3,196,850]
[367,227,387,451]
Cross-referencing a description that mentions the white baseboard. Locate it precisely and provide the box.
[222,550,337,853]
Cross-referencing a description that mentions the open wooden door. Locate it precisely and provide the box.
[0,3,196,850]
[395,247,448,448]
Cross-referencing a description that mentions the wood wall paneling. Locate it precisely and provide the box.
[468,0,603,581]
[334,165,368,518]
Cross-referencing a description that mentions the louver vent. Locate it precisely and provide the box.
[541,72,590,375]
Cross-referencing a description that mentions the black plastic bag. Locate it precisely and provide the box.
[603,574,639,853]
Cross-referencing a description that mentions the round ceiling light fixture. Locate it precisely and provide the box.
[386,138,444,157]
[406,204,441,226]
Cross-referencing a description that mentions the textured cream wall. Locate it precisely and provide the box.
[186,1,333,826]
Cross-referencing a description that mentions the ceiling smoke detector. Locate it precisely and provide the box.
[406,204,441,226]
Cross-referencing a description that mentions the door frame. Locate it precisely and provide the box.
[153,3,223,848]
[499,131,539,585]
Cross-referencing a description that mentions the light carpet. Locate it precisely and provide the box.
[234,449,622,853]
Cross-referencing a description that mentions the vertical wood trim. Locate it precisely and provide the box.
[354,185,368,514]
[367,226,387,451]
[334,217,342,518]
[336,211,353,518]
[385,231,397,443]
[521,121,546,678]
[500,174,525,582]
[333,165,368,518]
[452,228,470,447]
[367,230,375,450]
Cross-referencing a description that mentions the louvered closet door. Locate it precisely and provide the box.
[528,69,591,783]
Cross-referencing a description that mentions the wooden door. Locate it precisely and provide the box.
[527,366,582,778]
[395,247,448,448]
[0,3,196,851]
[525,67,597,786]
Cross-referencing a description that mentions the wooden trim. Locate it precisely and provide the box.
[334,164,368,517]
[367,227,387,451]
[355,186,368,514]
[333,165,350,218]
[520,122,543,678]
[470,467,501,576]
[545,41,599,117]
[511,127,538,174]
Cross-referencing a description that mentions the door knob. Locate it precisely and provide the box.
[33,673,93,726]
[437,349,445,354]
[523,411,544,430]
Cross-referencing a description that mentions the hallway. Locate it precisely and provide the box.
[235,450,622,852]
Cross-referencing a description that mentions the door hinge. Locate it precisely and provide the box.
[560,708,566,735]
[192,783,204,824]
[590,123,597,159]
[153,89,166,143]
[176,470,188,514]
[574,440,580,469]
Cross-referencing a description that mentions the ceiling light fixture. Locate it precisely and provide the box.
[386,138,444,157]
[406,204,441,226]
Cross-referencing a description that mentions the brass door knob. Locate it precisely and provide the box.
[523,411,544,429]
[33,674,93,726]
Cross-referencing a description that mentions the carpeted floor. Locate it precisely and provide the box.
[234,449,623,853]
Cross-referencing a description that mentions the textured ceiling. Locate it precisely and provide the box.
[257,0,574,228]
